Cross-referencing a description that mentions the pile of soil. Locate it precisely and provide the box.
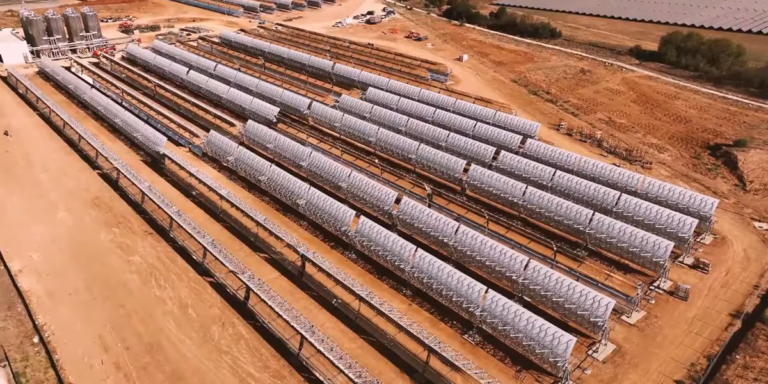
[732,148,768,194]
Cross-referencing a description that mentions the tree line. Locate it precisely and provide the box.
[440,2,562,39]
[629,31,768,97]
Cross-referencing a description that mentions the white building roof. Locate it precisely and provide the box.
[0,28,30,65]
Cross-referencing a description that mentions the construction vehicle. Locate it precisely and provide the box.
[414,35,428,42]
[406,30,420,39]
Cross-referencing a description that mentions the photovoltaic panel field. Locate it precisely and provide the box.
[492,0,768,34]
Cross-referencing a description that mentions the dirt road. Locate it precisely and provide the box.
[0,78,307,384]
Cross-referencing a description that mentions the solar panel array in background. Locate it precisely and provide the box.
[492,0,768,34]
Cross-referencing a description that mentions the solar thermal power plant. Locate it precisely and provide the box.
[2,0,740,381]
[132,40,686,278]
[211,33,719,231]
[491,0,768,34]
[24,26,719,384]
[123,43,606,378]
[131,40,713,273]
[54,59,516,384]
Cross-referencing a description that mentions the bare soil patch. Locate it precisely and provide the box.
[0,77,307,384]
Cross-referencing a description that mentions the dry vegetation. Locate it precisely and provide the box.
[713,320,768,384]
[0,262,59,384]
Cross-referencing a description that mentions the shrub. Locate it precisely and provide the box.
[628,44,658,61]
[628,31,768,97]
[424,0,445,8]
[732,138,749,148]
[634,31,747,75]
[443,3,562,39]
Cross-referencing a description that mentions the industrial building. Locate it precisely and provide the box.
[0,28,30,65]
[14,7,117,61]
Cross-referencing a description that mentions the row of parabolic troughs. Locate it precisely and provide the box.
[37,30,721,378]
[38,55,578,378]
[120,42,604,376]
[127,40,684,276]
[28,61,383,384]
[217,31,719,228]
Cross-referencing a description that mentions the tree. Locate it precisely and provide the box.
[443,3,562,39]
[443,1,481,23]
[490,6,508,21]
[425,0,445,8]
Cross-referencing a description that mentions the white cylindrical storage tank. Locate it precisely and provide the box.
[80,7,102,39]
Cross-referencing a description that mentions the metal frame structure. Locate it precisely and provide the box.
[69,58,203,155]
[217,31,540,138]
[203,132,577,379]
[365,88,529,146]
[26,35,127,61]
[218,121,619,342]
[38,59,168,156]
[7,67,379,384]
[98,54,238,135]
[521,140,719,230]
[216,31,718,236]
